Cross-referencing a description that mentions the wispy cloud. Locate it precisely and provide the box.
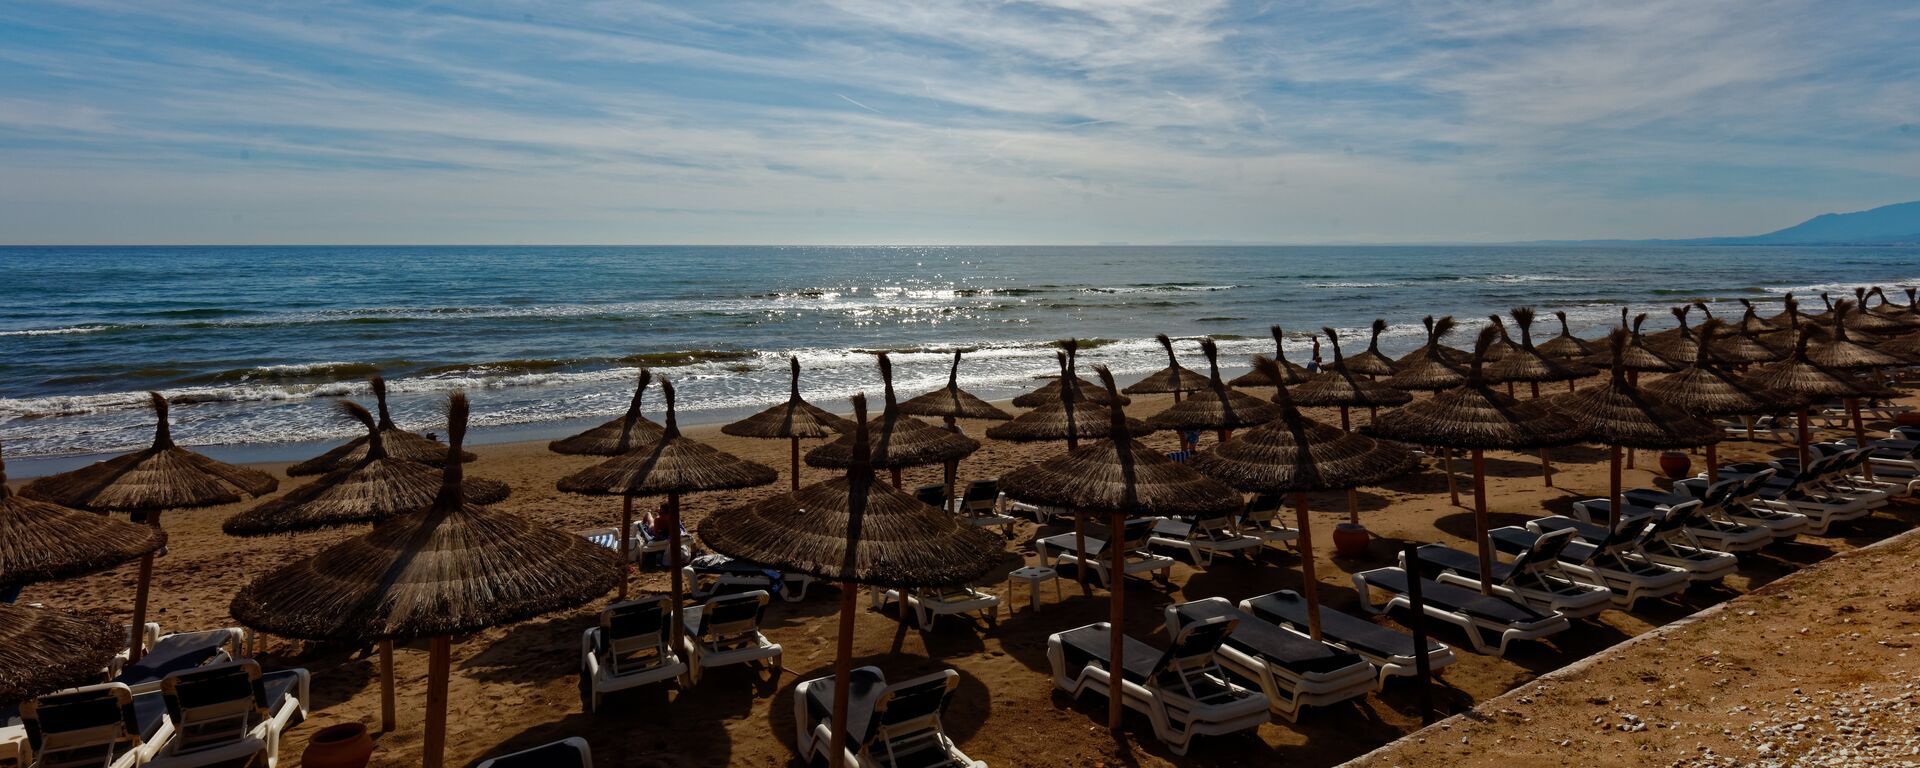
[0,0,1915,244]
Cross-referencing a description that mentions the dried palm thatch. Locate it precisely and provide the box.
[1843,288,1906,334]
[0,604,126,705]
[899,351,1014,421]
[806,355,981,470]
[1643,323,1804,416]
[1735,299,1788,335]
[1550,332,1722,450]
[1487,307,1596,385]
[722,357,852,439]
[230,392,619,644]
[1644,306,1703,364]
[999,367,1242,518]
[1742,333,1874,400]
[1387,317,1471,391]
[1291,329,1413,409]
[1330,319,1397,377]
[1190,358,1418,493]
[1583,314,1680,373]
[22,393,279,512]
[1369,326,1585,451]
[557,380,778,496]
[223,401,510,537]
[0,443,165,589]
[1691,307,1781,364]
[1145,339,1285,431]
[1536,310,1600,360]
[1806,300,1904,370]
[699,394,1001,589]
[988,353,1153,442]
[1230,325,1311,387]
[1123,334,1213,395]
[1859,287,1919,325]
[1011,339,1129,407]
[288,378,474,475]
[1876,328,1920,363]
[1480,316,1521,362]
[549,369,667,455]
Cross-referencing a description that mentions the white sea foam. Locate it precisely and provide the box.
[0,325,112,337]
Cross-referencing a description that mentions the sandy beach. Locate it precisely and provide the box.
[11,387,1917,767]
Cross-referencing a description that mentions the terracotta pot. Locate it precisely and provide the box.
[302,722,375,768]
[1658,451,1691,479]
[1896,411,1920,428]
[1332,523,1371,558]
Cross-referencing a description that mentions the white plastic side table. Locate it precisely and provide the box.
[1006,565,1061,613]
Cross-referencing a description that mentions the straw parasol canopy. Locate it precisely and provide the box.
[0,443,166,590]
[1387,316,1470,391]
[1230,325,1311,388]
[1144,339,1286,433]
[1330,319,1398,377]
[1123,334,1212,397]
[1689,305,1780,364]
[1643,322,1802,417]
[1189,356,1418,639]
[1736,298,1789,335]
[224,403,509,537]
[1536,310,1600,360]
[1806,300,1904,370]
[1585,313,1680,373]
[1480,316,1522,362]
[1743,332,1876,467]
[558,381,779,499]
[23,393,279,512]
[1645,306,1703,365]
[0,604,127,706]
[289,377,475,475]
[987,352,1153,442]
[900,350,1014,421]
[1843,288,1906,334]
[1487,307,1596,391]
[1011,339,1129,408]
[549,369,666,456]
[806,354,981,473]
[1550,331,1721,528]
[723,357,852,439]
[1876,328,1920,363]
[1291,327,1412,428]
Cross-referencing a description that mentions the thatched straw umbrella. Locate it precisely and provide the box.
[0,604,127,707]
[1192,356,1418,636]
[1690,303,1780,365]
[1,443,165,592]
[1230,325,1311,388]
[700,394,1000,768]
[1643,322,1800,481]
[1486,307,1596,487]
[288,377,474,475]
[1587,312,1681,376]
[1385,316,1470,505]
[722,357,851,491]
[1549,332,1721,528]
[901,350,1015,424]
[231,392,618,768]
[1742,332,1875,468]
[1123,334,1212,401]
[807,355,981,499]
[1804,300,1905,479]
[1646,306,1706,367]
[1876,327,1920,363]
[1844,288,1906,335]
[1737,298,1789,335]
[1536,310,1600,360]
[1370,327,1582,593]
[22,393,278,660]
[1292,328,1412,430]
[549,369,666,456]
[1000,367,1241,732]
[1012,340,1129,408]
[225,402,509,537]
[560,378,776,610]
[1331,319,1398,378]
[1861,287,1920,328]
[1145,339,1285,441]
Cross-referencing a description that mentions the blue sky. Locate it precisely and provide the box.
[2,0,1917,244]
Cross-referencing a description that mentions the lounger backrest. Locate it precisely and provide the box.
[1731,470,1775,505]
[1117,518,1157,550]
[601,598,671,675]
[1192,515,1239,541]
[693,591,769,648]
[1511,527,1575,574]
[962,480,999,504]
[1151,615,1239,704]
[1648,500,1704,535]
[20,683,137,764]
[162,659,266,756]
[858,670,960,765]
[478,737,592,768]
[1698,477,1740,509]
[913,484,946,508]
[1592,517,1650,557]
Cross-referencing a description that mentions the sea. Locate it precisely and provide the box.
[3,245,1916,472]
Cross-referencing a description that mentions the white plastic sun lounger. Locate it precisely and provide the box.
[580,596,687,711]
[111,627,251,695]
[20,683,175,768]
[1236,493,1300,556]
[1530,513,1737,584]
[1351,567,1570,656]
[1489,522,1688,610]
[1719,451,1884,534]
[1164,598,1373,722]
[957,480,1018,538]
[1656,471,1809,543]
[681,590,782,687]
[1037,519,1174,588]
[1047,618,1268,755]
[684,553,816,603]
[1240,590,1456,689]
[476,737,593,768]
[1589,489,1772,554]
[1148,515,1263,569]
[1403,529,1612,619]
[793,667,985,768]
[873,584,1000,630]
[146,660,309,768]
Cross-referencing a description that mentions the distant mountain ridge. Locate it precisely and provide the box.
[1528,199,1920,246]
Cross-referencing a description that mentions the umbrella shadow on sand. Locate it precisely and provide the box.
[1429,510,1538,541]
[458,615,596,685]
[266,643,375,714]
[475,706,731,768]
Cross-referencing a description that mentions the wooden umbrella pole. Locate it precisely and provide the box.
[1293,492,1323,641]
[1530,381,1540,398]
[1107,509,1127,733]
[617,495,634,600]
[790,436,801,491]
[1073,514,1090,594]
[828,584,858,768]
[423,635,451,768]
[379,640,397,732]
[1706,443,1719,484]
[1339,406,1350,431]
[1540,448,1553,487]
[668,492,685,649]
[1850,399,1875,482]
[1345,488,1359,525]
[129,552,155,663]
[1796,407,1811,469]
[1568,380,1576,394]
[1626,446,1634,469]
[1609,445,1624,531]
[889,467,903,489]
[1443,447,1459,507]
[1472,449,1492,595]
[943,460,958,515]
